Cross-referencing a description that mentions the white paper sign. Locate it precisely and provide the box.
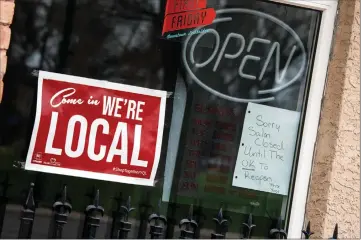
[232,103,300,195]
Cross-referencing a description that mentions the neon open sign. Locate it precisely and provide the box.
[182,8,307,103]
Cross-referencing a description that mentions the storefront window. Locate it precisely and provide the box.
[162,1,320,237]
[0,0,320,238]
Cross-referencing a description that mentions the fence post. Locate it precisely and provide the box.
[211,208,228,239]
[329,224,338,239]
[148,200,167,239]
[116,196,135,239]
[0,174,11,238]
[81,189,104,239]
[269,216,287,239]
[301,221,313,239]
[49,185,72,239]
[179,204,198,239]
[241,213,256,239]
[18,183,36,239]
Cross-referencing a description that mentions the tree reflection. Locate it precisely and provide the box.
[0,0,168,147]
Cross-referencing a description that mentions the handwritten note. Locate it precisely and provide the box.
[232,103,300,195]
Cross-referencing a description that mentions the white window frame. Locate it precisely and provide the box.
[267,0,338,238]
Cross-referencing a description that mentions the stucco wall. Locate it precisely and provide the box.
[305,0,360,238]
[0,0,14,103]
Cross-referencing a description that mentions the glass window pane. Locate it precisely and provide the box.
[163,0,320,238]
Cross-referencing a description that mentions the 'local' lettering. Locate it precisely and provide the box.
[45,112,148,167]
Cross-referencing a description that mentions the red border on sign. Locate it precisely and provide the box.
[25,71,167,186]
[162,0,216,35]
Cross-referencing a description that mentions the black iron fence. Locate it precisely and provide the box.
[0,180,338,239]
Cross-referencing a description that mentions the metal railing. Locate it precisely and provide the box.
[0,180,338,239]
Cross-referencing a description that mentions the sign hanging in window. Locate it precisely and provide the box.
[232,102,300,195]
[162,0,216,38]
[25,71,167,186]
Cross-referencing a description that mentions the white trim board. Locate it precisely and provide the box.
[268,0,338,238]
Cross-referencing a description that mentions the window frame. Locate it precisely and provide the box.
[265,0,338,238]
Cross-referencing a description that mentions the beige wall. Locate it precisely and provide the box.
[0,0,14,103]
[0,0,360,238]
[305,0,360,238]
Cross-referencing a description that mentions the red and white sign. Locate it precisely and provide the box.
[162,0,216,35]
[25,71,167,186]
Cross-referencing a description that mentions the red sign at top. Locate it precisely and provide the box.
[25,71,167,186]
[165,0,207,15]
[162,0,215,35]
